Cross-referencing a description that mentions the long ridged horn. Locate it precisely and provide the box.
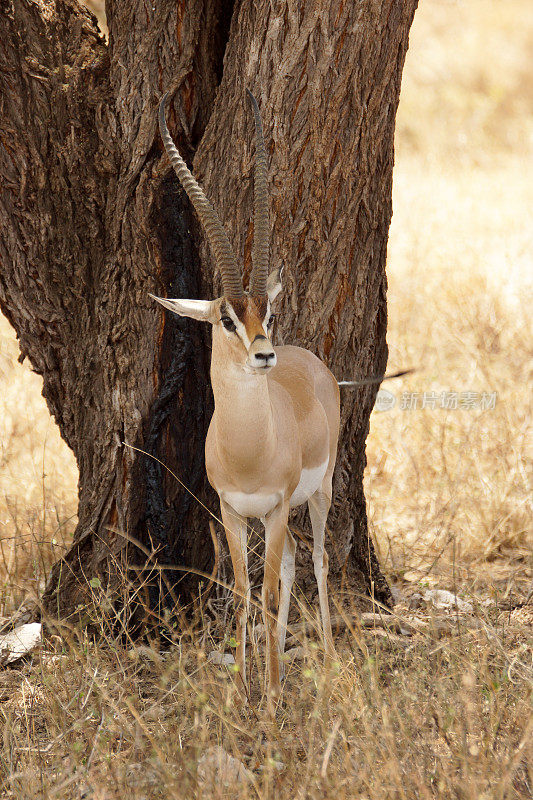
[246,89,269,297]
[158,94,244,298]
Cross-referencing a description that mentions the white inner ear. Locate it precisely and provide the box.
[149,294,214,321]
[266,270,282,303]
[262,300,272,337]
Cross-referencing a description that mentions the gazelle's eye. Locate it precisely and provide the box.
[221,316,236,332]
[267,314,275,327]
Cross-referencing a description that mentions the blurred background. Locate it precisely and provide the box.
[0,0,531,613]
[366,0,532,592]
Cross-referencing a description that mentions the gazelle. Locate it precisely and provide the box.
[151,91,340,713]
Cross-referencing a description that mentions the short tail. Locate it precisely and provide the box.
[338,368,415,388]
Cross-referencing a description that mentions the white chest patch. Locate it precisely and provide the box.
[290,460,328,508]
[221,490,280,519]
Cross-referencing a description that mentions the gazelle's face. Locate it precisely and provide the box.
[149,267,283,375]
[216,294,276,373]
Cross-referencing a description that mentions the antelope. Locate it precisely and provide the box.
[151,90,340,713]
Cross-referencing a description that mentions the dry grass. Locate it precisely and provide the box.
[0,330,77,617]
[0,0,531,797]
[0,594,531,798]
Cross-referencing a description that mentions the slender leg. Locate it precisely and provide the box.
[277,529,296,679]
[220,501,249,696]
[308,487,337,662]
[262,501,290,714]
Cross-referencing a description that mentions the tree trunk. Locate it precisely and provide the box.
[0,0,417,627]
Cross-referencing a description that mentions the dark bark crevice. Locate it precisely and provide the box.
[138,173,215,612]
[130,0,239,613]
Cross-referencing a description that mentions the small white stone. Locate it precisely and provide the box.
[197,746,252,787]
[423,589,473,614]
[0,623,42,666]
[207,651,236,666]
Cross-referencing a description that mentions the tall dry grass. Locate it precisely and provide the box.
[0,589,531,798]
[0,1,531,797]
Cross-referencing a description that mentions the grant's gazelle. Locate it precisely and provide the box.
[151,91,340,713]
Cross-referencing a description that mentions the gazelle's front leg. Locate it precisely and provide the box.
[262,500,290,714]
[277,529,296,677]
[308,488,337,663]
[220,501,249,697]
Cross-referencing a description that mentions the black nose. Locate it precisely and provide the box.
[255,351,275,363]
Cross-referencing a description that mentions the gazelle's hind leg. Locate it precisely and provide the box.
[220,501,249,698]
[277,529,296,679]
[262,501,290,715]
[308,486,337,662]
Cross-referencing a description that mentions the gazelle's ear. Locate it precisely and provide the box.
[266,265,283,303]
[149,295,217,323]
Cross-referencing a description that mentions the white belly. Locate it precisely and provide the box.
[221,490,280,518]
[290,460,328,508]
[220,460,328,517]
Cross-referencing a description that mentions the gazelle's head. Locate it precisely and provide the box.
[150,91,282,374]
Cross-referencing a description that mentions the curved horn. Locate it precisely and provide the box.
[246,89,269,297]
[158,94,244,298]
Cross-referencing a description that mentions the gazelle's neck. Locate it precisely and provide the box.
[210,332,276,477]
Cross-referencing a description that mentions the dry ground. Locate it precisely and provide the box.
[0,1,531,797]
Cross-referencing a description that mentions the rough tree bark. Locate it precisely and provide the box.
[0,0,417,625]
